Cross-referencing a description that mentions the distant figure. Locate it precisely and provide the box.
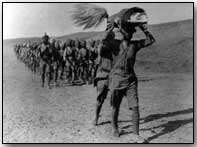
[59,41,66,80]
[77,39,89,84]
[39,33,53,88]
[87,40,98,84]
[63,39,76,84]
[51,39,62,86]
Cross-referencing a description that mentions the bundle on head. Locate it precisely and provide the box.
[71,4,148,31]
[109,7,147,25]
[71,3,108,30]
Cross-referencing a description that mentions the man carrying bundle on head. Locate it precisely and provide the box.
[71,4,155,142]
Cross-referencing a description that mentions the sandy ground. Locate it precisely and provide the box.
[3,44,193,143]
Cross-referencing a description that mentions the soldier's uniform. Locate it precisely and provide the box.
[108,29,155,139]
[93,31,121,125]
[40,33,53,88]
[93,8,153,142]
[87,40,98,83]
[63,39,76,84]
[73,39,80,80]
[77,40,89,83]
[59,42,66,80]
[51,39,62,86]
[109,31,155,108]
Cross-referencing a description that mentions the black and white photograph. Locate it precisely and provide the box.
[2,2,194,143]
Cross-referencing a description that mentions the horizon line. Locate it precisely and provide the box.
[3,18,193,40]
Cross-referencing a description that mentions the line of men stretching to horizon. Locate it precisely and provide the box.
[14,33,100,88]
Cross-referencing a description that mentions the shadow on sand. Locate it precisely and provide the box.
[119,108,193,141]
[53,80,89,88]
[141,108,193,123]
[142,118,193,142]
[98,108,193,127]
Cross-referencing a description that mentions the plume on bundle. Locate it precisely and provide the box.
[71,4,108,30]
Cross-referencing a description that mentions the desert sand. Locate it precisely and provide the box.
[3,38,193,143]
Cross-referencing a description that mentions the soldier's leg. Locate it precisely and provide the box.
[81,63,86,83]
[73,64,77,82]
[41,62,46,87]
[37,60,41,75]
[31,60,34,73]
[126,81,139,134]
[94,64,98,79]
[60,61,64,80]
[37,60,40,74]
[93,81,108,126]
[77,64,82,82]
[67,66,72,83]
[75,62,79,81]
[126,81,147,143]
[32,61,35,74]
[71,66,75,84]
[87,63,92,82]
[33,60,36,74]
[80,66,84,82]
[34,60,37,74]
[54,62,59,86]
[84,64,89,84]
[111,90,124,137]
[81,64,84,82]
[91,65,96,83]
[47,63,53,89]
[65,62,69,82]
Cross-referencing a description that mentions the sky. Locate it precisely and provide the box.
[3,3,193,39]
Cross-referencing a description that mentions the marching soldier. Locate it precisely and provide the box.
[63,39,76,84]
[39,33,53,88]
[77,39,89,84]
[59,41,66,80]
[87,40,98,84]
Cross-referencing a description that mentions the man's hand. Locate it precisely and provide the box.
[114,17,121,29]
[136,23,155,50]
[114,18,130,40]
[139,24,148,33]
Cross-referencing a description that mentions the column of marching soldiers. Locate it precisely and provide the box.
[13,33,100,88]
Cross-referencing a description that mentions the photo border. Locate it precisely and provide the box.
[2,1,195,144]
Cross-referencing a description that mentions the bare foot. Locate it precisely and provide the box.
[48,85,52,89]
[92,119,98,126]
[54,82,59,86]
[131,134,148,143]
[112,129,120,137]
[41,83,44,87]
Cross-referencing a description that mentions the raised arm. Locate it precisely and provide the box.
[135,24,156,50]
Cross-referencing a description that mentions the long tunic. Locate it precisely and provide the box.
[109,31,155,90]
